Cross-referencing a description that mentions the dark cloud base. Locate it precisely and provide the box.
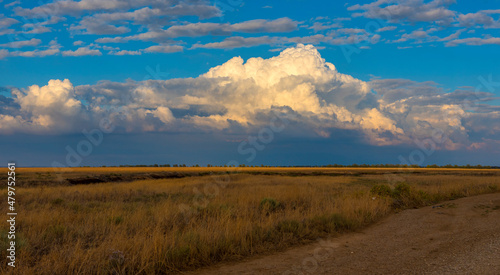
[1,130,496,167]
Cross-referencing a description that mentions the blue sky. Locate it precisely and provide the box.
[1,0,500,167]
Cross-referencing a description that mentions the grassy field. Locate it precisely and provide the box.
[1,167,499,274]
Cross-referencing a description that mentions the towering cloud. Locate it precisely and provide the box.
[2,79,82,133]
[1,45,498,149]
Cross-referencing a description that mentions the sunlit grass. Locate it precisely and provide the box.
[1,169,499,274]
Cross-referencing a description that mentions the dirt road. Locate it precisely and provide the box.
[188,193,500,274]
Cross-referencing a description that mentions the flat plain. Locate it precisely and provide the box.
[1,167,499,274]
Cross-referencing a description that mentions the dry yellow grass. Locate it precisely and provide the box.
[0,168,499,274]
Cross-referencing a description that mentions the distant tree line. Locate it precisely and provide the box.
[83,164,498,169]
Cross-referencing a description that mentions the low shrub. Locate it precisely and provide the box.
[370,184,392,197]
[259,198,284,213]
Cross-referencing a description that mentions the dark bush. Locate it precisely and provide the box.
[259,198,284,213]
[370,184,392,197]
[393,183,411,198]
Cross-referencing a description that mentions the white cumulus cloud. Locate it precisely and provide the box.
[62,47,102,56]
[1,79,83,133]
[1,44,499,149]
